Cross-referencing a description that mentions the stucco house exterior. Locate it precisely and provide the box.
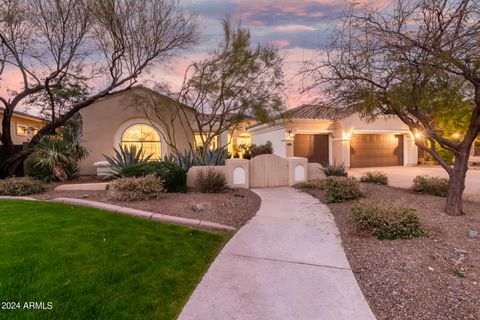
[78,86,254,175]
[0,107,43,144]
[248,104,418,168]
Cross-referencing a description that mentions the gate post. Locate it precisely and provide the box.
[226,159,250,189]
[287,157,308,186]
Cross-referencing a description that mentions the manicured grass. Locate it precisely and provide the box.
[0,200,228,320]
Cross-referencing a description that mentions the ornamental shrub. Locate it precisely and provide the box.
[324,176,363,203]
[321,162,348,177]
[110,174,164,201]
[194,167,227,193]
[411,175,449,197]
[360,171,389,185]
[350,201,425,240]
[121,161,187,193]
[0,177,46,196]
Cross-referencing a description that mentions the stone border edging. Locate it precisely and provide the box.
[51,198,236,232]
[0,196,236,232]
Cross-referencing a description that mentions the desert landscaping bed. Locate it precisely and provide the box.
[32,185,261,229]
[300,183,480,320]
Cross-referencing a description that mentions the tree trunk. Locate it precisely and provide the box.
[445,150,470,216]
[0,149,31,179]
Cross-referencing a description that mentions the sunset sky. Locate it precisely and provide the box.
[150,0,360,108]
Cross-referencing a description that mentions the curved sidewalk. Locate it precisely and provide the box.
[178,186,376,320]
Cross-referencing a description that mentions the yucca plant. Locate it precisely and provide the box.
[321,162,348,177]
[104,144,153,177]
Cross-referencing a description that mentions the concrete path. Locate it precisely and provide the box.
[349,166,480,202]
[178,187,376,320]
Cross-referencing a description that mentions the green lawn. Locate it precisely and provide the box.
[0,200,228,320]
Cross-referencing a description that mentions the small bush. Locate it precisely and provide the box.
[324,176,363,203]
[350,201,425,240]
[360,171,389,185]
[195,168,227,193]
[297,180,325,189]
[110,174,164,201]
[121,161,187,193]
[411,175,449,197]
[0,177,46,196]
[321,162,348,177]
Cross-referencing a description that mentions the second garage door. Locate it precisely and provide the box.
[350,134,404,168]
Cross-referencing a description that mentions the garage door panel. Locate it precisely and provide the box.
[294,134,329,166]
[350,134,403,168]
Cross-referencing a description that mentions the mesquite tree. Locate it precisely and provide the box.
[302,0,480,216]
[0,0,197,177]
[138,19,285,157]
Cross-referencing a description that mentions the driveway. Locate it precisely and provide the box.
[349,166,480,202]
[178,187,375,320]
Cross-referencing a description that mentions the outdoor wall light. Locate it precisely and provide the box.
[287,130,295,140]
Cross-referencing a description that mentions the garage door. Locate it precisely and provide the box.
[294,134,329,166]
[350,134,404,168]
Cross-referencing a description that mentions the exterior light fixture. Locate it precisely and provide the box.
[287,130,295,140]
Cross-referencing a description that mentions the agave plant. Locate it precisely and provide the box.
[104,144,153,177]
[166,147,229,172]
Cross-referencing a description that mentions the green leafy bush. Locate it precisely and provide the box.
[350,201,425,240]
[324,176,363,203]
[321,162,348,177]
[121,161,187,193]
[110,174,164,201]
[360,171,389,185]
[0,177,46,196]
[411,175,449,197]
[435,147,455,165]
[194,168,227,193]
[245,141,273,159]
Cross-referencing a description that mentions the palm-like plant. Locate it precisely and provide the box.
[104,144,153,177]
[30,121,88,181]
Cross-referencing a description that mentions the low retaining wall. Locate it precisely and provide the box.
[186,156,314,189]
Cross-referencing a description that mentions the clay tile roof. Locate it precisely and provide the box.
[283,104,351,120]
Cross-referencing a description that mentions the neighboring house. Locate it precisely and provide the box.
[248,104,418,168]
[78,86,253,175]
[0,107,43,145]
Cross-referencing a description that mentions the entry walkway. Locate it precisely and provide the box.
[178,187,376,320]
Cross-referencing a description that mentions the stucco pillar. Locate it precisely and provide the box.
[225,159,250,189]
[287,157,308,186]
[332,138,351,168]
[404,134,418,166]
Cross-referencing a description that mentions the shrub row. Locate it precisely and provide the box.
[121,161,187,193]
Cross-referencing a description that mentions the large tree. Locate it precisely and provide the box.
[138,19,285,157]
[303,0,480,216]
[0,0,197,177]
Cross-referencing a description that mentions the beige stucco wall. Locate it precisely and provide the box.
[250,125,287,157]
[0,113,43,145]
[78,88,195,175]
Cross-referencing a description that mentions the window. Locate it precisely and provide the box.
[121,124,161,159]
[17,124,38,137]
[194,133,218,150]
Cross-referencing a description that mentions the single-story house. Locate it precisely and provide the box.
[248,104,419,168]
[0,107,43,144]
[78,86,254,175]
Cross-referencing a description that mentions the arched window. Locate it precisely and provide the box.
[121,124,161,159]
